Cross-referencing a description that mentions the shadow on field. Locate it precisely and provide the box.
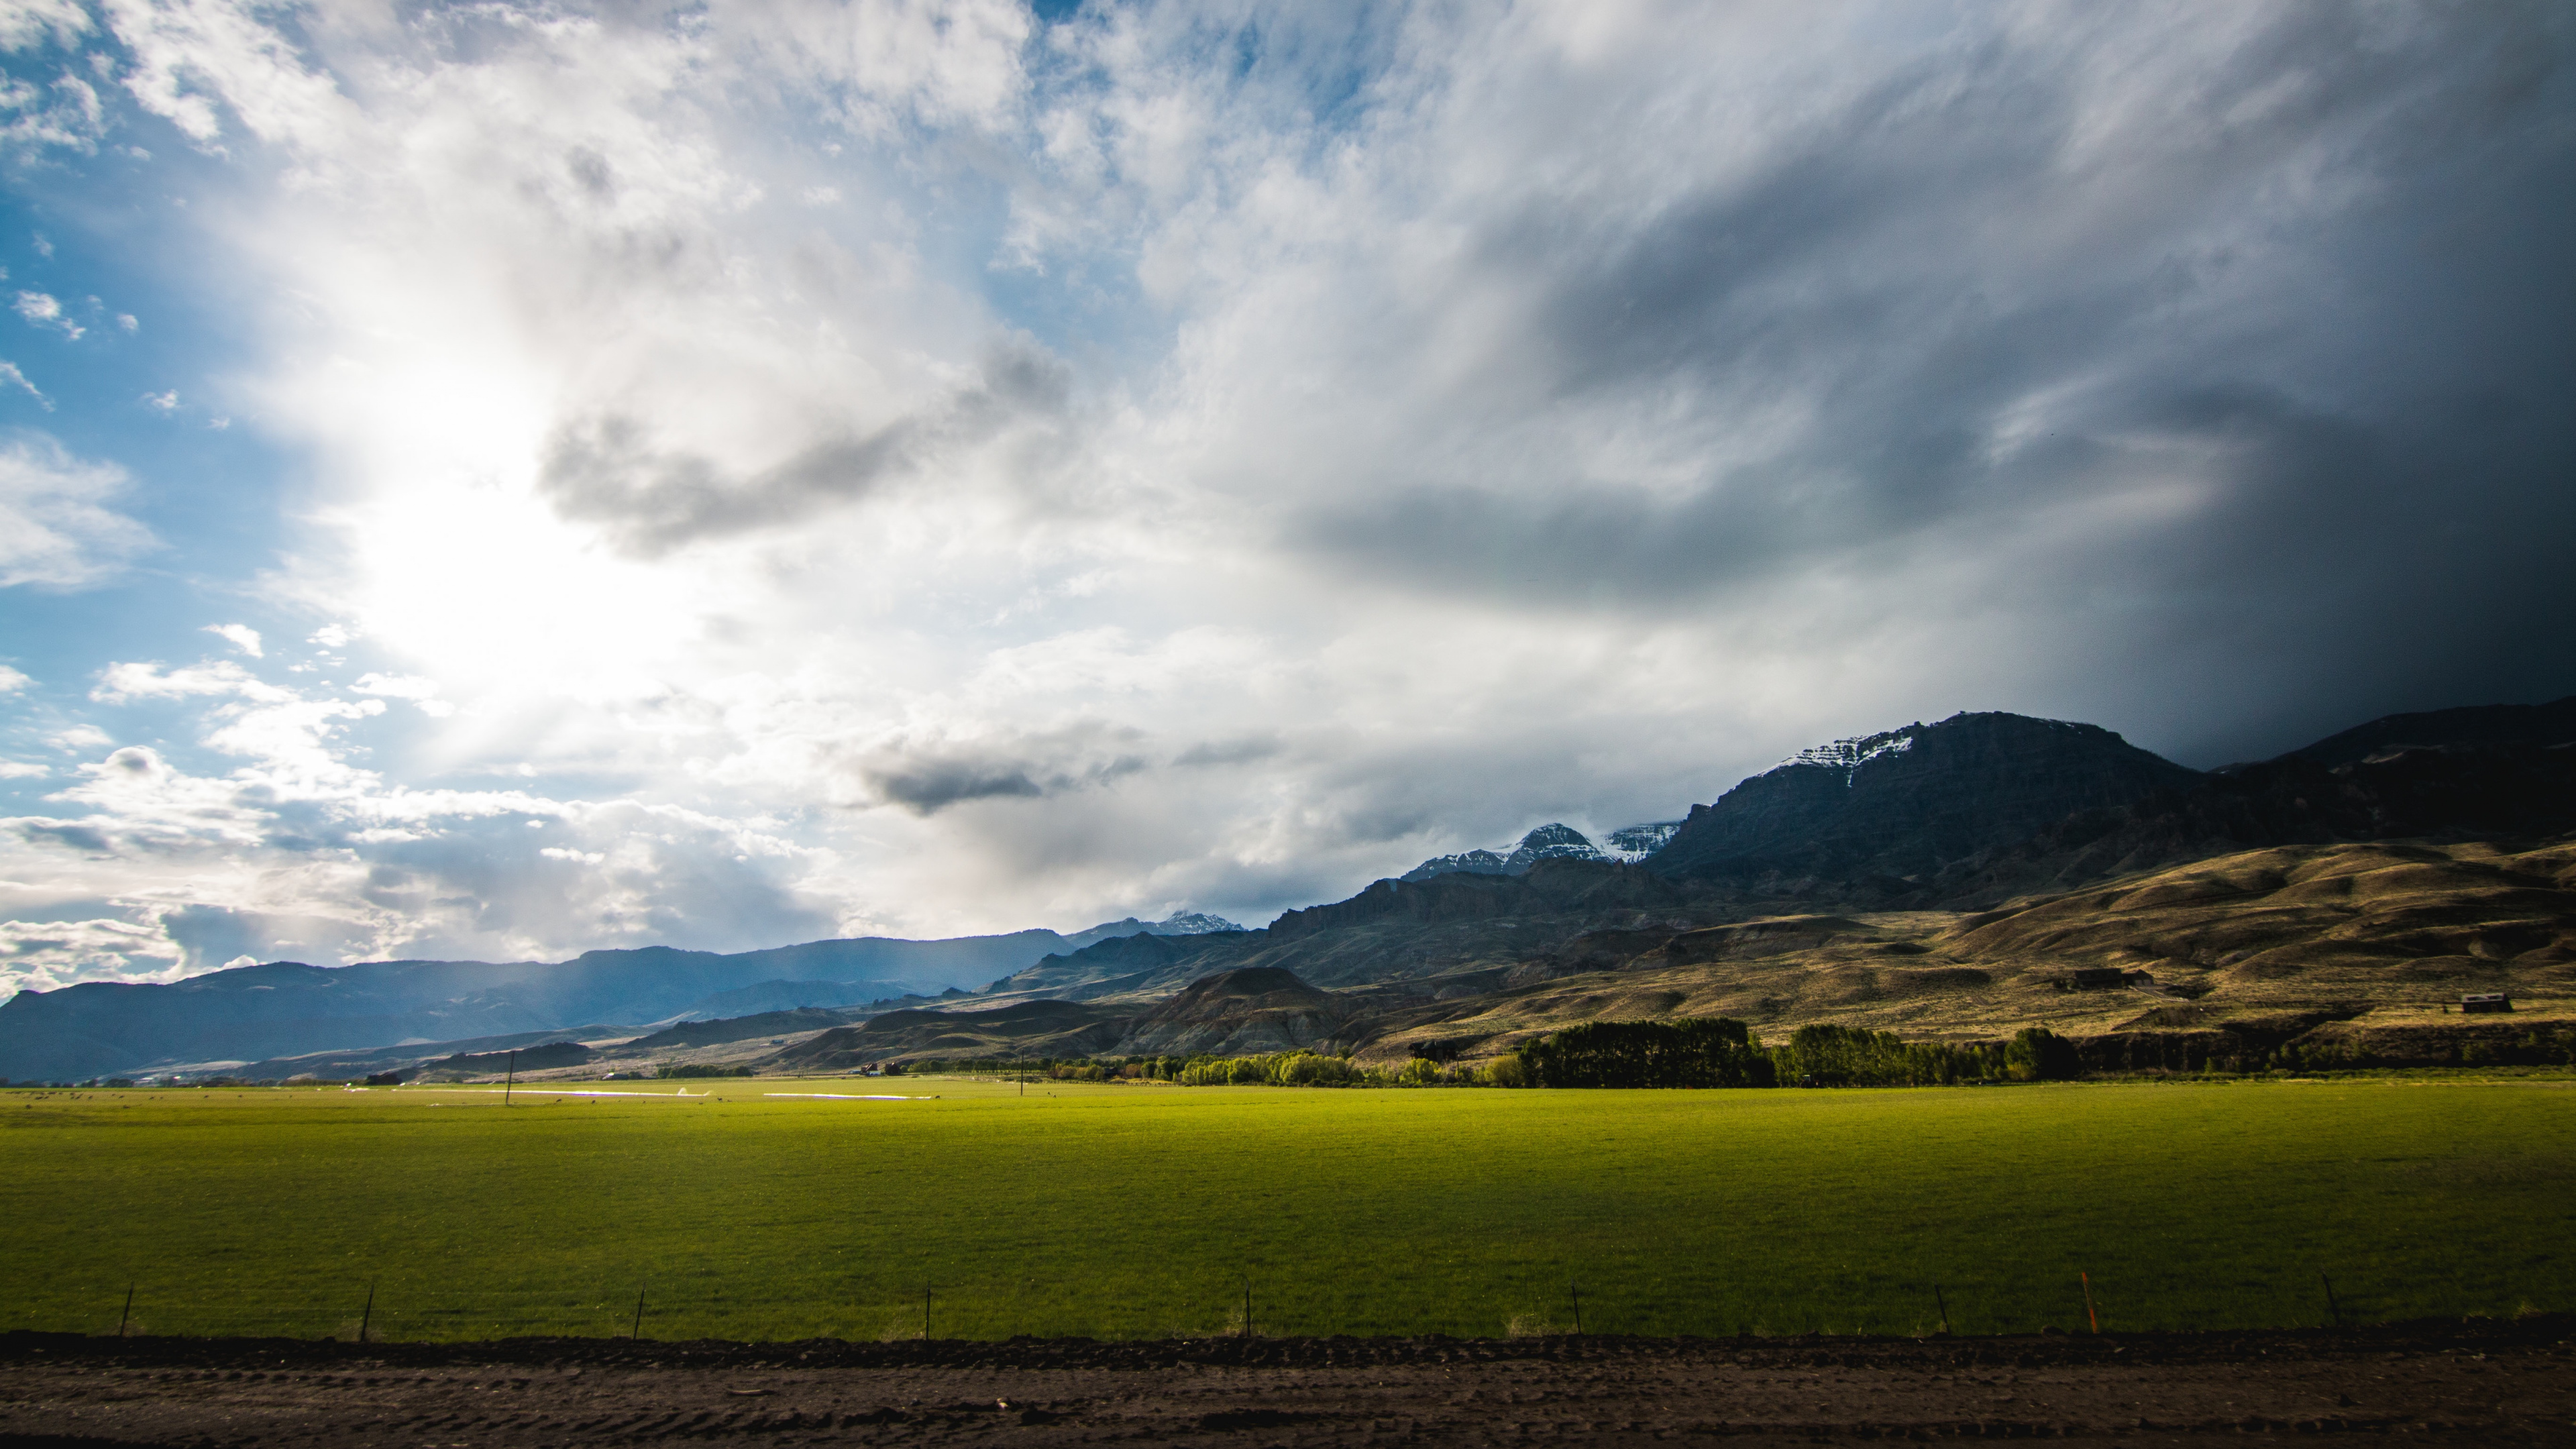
[6,1313,2573,1370]
[4,1316,2572,1446]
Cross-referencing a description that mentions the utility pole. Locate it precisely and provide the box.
[504,1051,517,1106]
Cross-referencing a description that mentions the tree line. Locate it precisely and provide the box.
[908,1021,2082,1089]
[905,1016,2576,1089]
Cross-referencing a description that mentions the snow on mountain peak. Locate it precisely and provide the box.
[1776,729,1915,784]
[1605,820,1683,859]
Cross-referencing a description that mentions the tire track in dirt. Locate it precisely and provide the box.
[2,1317,2569,1446]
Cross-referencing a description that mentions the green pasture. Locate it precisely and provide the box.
[3,1077,2571,1343]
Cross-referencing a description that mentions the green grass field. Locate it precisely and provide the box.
[4,1077,2571,1344]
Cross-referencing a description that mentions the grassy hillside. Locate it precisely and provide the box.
[3,1076,2569,1343]
[1359,839,2576,1061]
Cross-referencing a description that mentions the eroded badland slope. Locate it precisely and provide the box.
[1349,839,2576,1064]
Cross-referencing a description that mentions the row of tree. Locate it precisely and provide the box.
[912,1022,2088,1089]
[871,1017,2576,1087]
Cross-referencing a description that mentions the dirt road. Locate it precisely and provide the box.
[4,1318,2571,1446]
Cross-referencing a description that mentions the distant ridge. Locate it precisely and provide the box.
[1400,822,1633,881]
[2279,696,2576,769]
[1938,696,2576,904]
[0,920,1163,1082]
[1646,712,2203,883]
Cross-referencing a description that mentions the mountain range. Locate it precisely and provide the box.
[0,911,1238,1081]
[5,698,2571,1083]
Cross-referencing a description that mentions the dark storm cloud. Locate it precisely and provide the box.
[862,756,1046,812]
[839,722,1152,816]
[1289,2,2576,759]
[156,902,268,971]
[537,339,1072,555]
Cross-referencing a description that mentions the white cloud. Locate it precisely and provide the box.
[0,760,46,778]
[47,724,109,751]
[0,663,28,691]
[203,623,261,656]
[0,64,103,154]
[0,916,181,995]
[142,388,177,411]
[350,670,453,716]
[724,0,1034,134]
[0,359,45,407]
[103,0,350,149]
[92,657,288,704]
[116,312,136,331]
[0,433,154,588]
[12,290,80,339]
[347,669,433,698]
[0,0,2566,984]
[0,1,88,52]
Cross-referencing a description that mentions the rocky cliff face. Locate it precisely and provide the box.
[1606,821,1683,859]
[1646,712,2203,884]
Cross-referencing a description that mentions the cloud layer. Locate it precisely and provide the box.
[1,0,2571,995]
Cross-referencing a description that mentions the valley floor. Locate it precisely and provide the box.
[7,1078,2573,1345]
[5,1318,2573,1446]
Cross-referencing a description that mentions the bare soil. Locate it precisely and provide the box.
[4,1317,2572,1446]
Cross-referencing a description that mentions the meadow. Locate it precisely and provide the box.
[3,1076,2571,1344]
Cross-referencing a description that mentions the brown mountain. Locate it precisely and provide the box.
[1114,967,1364,1057]
[766,1000,1136,1069]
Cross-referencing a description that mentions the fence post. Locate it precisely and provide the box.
[2320,1271,2343,1328]
[359,1283,374,1344]
[117,1284,134,1338]
[631,1287,645,1340]
[2080,1272,2099,1334]
[1933,1283,1951,1336]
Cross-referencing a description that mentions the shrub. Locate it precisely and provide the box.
[1173,1051,1366,1087]
[2005,1027,2080,1081]
[656,1063,755,1079]
[1482,1054,1531,1088]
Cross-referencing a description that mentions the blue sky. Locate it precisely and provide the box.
[1,0,2571,996]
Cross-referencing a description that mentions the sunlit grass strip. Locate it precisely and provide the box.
[3,1077,2569,1342]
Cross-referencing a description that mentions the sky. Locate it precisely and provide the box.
[1,0,2571,996]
